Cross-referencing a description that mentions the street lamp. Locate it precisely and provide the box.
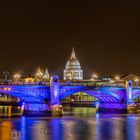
[91,73,98,81]
[115,75,120,87]
[135,78,139,87]
[115,76,120,81]
[13,73,21,81]
[3,71,9,81]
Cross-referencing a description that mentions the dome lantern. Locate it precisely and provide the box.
[71,48,76,59]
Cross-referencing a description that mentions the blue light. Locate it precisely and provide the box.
[0,82,139,112]
[50,76,60,106]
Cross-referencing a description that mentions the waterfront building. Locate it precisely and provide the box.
[121,74,140,84]
[0,93,22,116]
[62,92,97,102]
[120,74,140,103]
[100,76,113,82]
[21,76,34,83]
[63,48,83,80]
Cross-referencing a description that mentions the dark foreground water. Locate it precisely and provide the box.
[0,107,140,140]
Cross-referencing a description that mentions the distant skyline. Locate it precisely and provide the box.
[0,0,140,78]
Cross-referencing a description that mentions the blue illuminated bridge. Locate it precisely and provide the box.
[0,77,139,112]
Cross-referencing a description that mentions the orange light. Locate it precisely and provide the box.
[8,88,11,91]
[3,87,7,91]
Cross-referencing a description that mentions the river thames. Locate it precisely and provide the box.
[0,107,139,140]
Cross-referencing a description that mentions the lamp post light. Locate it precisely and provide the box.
[115,75,120,87]
[135,78,139,87]
[3,71,9,82]
[91,73,98,81]
[13,73,21,81]
[115,76,120,81]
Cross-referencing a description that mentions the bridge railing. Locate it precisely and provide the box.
[0,81,127,88]
[0,82,50,86]
[60,82,125,88]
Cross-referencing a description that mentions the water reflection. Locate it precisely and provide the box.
[0,106,22,117]
[0,108,140,140]
[0,121,12,140]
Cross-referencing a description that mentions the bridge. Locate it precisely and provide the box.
[0,76,139,113]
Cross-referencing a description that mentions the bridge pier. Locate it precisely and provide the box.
[21,102,50,116]
[24,103,49,112]
[21,76,63,116]
[96,102,127,113]
[49,76,63,117]
[126,80,138,113]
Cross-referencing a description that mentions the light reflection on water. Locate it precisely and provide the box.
[0,107,140,140]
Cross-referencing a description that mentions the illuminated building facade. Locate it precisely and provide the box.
[64,48,83,80]
[62,92,98,102]
[0,93,22,116]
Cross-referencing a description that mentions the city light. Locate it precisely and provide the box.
[35,67,44,78]
[66,72,73,80]
[90,73,98,81]
[110,80,115,83]
[13,72,22,81]
[3,87,11,91]
[3,71,9,81]
[135,78,139,87]
[135,78,139,82]
[115,75,120,81]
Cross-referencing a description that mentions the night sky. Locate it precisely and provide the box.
[0,0,140,78]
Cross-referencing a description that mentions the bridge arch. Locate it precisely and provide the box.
[130,89,140,101]
[0,85,50,104]
[0,90,49,111]
[0,90,45,104]
[59,88,121,103]
[131,94,140,101]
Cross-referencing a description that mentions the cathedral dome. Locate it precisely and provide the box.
[64,48,83,80]
[65,48,81,70]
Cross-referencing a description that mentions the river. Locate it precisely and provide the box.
[0,107,139,140]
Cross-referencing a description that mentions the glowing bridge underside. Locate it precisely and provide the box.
[59,86,126,103]
[0,85,139,104]
[0,85,50,104]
